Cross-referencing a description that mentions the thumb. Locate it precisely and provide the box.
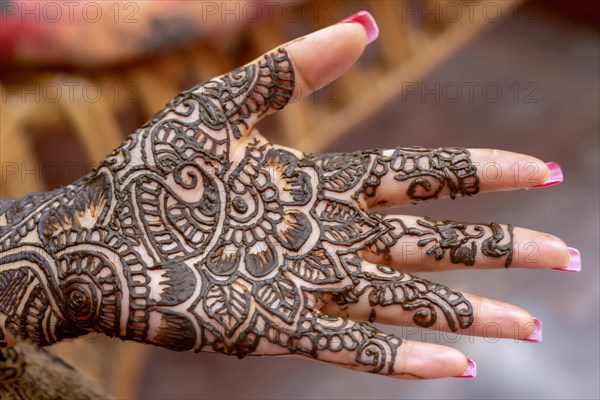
[229,10,378,132]
[151,11,378,142]
[283,10,378,104]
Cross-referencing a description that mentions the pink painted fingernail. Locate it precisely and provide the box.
[534,162,563,188]
[336,10,379,44]
[552,247,581,272]
[455,358,476,378]
[524,317,543,343]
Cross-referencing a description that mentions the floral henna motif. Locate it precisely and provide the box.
[0,48,512,375]
[328,146,481,202]
[413,218,514,267]
[332,261,474,331]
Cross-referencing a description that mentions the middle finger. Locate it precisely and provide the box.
[360,215,572,272]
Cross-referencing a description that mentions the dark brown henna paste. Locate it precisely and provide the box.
[413,218,514,267]
[0,47,509,378]
[333,262,474,331]
[318,146,480,201]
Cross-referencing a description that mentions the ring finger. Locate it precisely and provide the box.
[320,259,541,341]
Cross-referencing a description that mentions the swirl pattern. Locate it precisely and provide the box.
[0,48,514,377]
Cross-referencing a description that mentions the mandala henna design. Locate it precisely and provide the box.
[1,48,510,376]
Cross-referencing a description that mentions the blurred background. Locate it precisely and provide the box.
[1,0,598,399]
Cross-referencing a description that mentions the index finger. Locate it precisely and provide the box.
[311,147,561,209]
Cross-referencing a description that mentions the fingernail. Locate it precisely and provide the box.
[534,162,563,188]
[552,247,581,272]
[455,358,476,378]
[524,317,543,343]
[336,10,379,44]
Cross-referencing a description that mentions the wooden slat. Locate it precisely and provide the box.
[370,1,413,68]
[248,20,314,146]
[129,66,179,117]
[0,129,45,197]
[0,86,44,197]
[185,42,234,82]
[57,76,124,162]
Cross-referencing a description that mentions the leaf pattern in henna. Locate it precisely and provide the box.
[0,47,512,378]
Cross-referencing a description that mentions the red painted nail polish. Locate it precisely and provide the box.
[336,10,379,44]
[552,247,581,272]
[524,317,543,343]
[534,162,563,188]
[455,358,477,378]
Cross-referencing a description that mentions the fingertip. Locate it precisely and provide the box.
[524,317,543,343]
[470,149,553,191]
[534,162,563,188]
[512,227,570,269]
[337,10,380,44]
[284,20,368,100]
[460,293,541,341]
[395,341,468,379]
[455,358,477,378]
[553,247,581,272]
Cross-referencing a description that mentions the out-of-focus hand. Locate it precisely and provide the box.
[0,0,252,66]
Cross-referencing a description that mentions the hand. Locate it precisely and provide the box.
[0,1,245,66]
[0,13,577,379]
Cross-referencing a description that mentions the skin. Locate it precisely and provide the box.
[0,23,570,380]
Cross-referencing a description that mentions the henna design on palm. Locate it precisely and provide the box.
[0,48,515,375]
